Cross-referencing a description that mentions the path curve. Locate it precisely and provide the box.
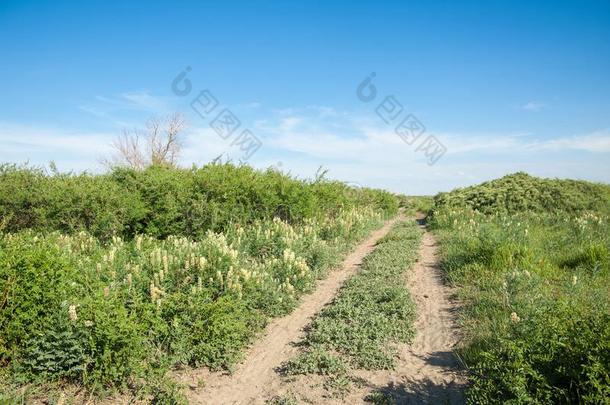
[182,216,403,404]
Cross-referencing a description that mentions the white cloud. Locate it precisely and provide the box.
[240,110,610,193]
[2,103,609,195]
[522,101,548,111]
[78,91,174,126]
[119,91,170,112]
[0,122,114,172]
[527,130,610,153]
[179,127,236,165]
[255,110,610,161]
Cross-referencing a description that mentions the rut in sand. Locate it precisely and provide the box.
[370,217,467,403]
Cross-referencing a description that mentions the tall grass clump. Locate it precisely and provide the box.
[0,162,398,402]
[430,173,610,404]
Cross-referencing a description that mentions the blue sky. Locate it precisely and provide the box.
[1,0,609,194]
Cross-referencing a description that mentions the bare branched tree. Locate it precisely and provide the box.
[104,113,185,169]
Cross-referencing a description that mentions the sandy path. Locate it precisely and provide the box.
[266,217,467,404]
[182,216,403,404]
[377,219,466,403]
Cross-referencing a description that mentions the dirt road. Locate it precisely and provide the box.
[183,216,403,404]
[266,218,467,404]
[185,216,466,404]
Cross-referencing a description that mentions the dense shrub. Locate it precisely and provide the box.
[430,174,610,404]
[433,172,610,216]
[0,164,140,239]
[0,234,79,367]
[0,163,398,241]
[0,162,397,401]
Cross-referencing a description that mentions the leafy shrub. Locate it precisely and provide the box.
[432,172,610,216]
[431,177,610,404]
[20,313,86,381]
[78,295,146,389]
[0,233,79,366]
[0,163,398,241]
[284,346,347,376]
[0,164,142,240]
[0,161,396,401]
[466,303,610,404]
[160,292,264,369]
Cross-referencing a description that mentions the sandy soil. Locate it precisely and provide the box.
[182,216,403,404]
[264,218,467,404]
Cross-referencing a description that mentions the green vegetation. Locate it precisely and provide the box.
[398,195,433,216]
[265,395,298,405]
[430,173,610,404]
[364,389,395,405]
[0,163,398,402]
[434,171,610,215]
[0,163,398,240]
[5,164,607,403]
[283,221,421,398]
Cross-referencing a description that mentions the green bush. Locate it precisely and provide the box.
[0,163,398,241]
[0,162,398,401]
[466,303,610,404]
[432,172,610,216]
[159,292,264,369]
[431,176,610,404]
[0,164,142,240]
[0,233,79,366]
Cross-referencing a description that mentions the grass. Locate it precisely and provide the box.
[283,220,422,397]
[0,210,386,402]
[5,165,608,403]
[364,389,396,405]
[430,174,610,404]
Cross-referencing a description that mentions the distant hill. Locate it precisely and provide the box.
[432,172,610,215]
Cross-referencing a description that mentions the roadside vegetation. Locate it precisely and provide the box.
[430,173,610,404]
[0,163,398,403]
[283,221,422,399]
[398,195,433,216]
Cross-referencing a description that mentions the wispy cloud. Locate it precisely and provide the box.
[522,101,548,111]
[2,102,609,194]
[243,109,610,193]
[0,120,243,173]
[256,108,610,160]
[527,130,610,152]
[0,121,114,172]
[119,91,170,112]
[78,91,174,127]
